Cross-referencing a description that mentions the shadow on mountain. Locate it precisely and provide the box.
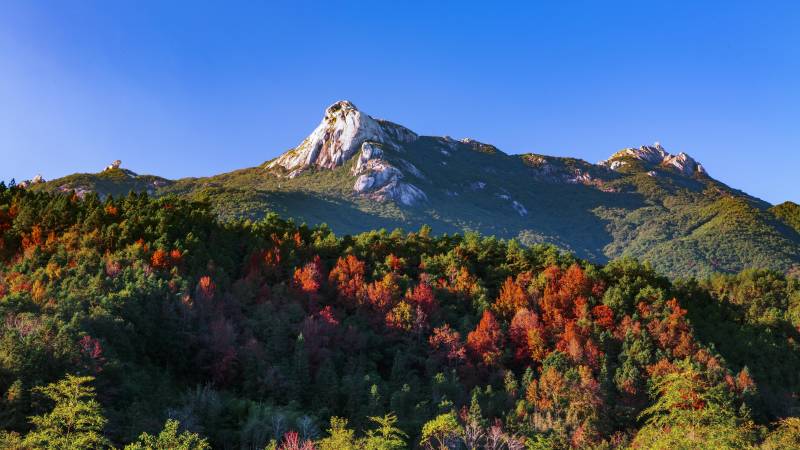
[242,190,458,236]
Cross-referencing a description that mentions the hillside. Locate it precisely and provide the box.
[32,101,800,278]
[1,187,799,448]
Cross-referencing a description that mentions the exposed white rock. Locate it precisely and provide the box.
[460,137,501,154]
[373,179,427,206]
[569,171,593,184]
[662,152,705,176]
[18,175,45,189]
[268,100,417,176]
[440,136,460,151]
[351,142,427,206]
[397,159,425,180]
[602,143,707,176]
[470,181,487,190]
[490,190,528,216]
[610,144,668,164]
[512,200,528,217]
[353,142,383,174]
[608,160,627,171]
[105,160,122,171]
[58,185,91,198]
[353,162,401,192]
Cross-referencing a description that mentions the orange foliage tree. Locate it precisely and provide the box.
[328,254,366,308]
[493,275,530,319]
[467,310,504,366]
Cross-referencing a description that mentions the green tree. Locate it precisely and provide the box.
[632,361,755,449]
[364,413,407,450]
[761,417,800,450]
[23,375,110,450]
[317,416,357,450]
[419,412,462,450]
[124,419,210,450]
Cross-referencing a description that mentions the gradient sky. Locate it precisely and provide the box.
[1,1,798,204]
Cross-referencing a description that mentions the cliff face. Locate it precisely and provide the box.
[266,101,417,176]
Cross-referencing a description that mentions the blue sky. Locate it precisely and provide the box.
[1,1,798,204]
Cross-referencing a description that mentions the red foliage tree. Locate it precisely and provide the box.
[735,368,756,393]
[301,306,340,366]
[78,335,106,374]
[509,308,544,363]
[405,277,437,317]
[197,276,216,301]
[278,431,315,450]
[151,249,169,270]
[591,304,615,331]
[647,298,696,357]
[429,324,466,368]
[467,310,504,366]
[292,255,324,301]
[328,255,366,308]
[169,249,183,266]
[386,253,404,272]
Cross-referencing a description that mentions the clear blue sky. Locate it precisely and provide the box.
[1,1,798,204]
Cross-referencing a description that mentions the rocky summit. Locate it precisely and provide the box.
[267,101,426,206]
[31,100,800,278]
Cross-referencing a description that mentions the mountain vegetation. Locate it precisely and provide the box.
[1,185,799,448]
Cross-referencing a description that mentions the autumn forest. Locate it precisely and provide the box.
[1,185,800,449]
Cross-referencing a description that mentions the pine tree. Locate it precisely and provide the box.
[468,388,486,428]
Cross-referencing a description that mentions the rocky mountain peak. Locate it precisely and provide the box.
[602,143,707,176]
[267,100,418,178]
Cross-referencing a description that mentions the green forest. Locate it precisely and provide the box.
[1,184,800,449]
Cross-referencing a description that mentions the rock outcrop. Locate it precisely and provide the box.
[267,101,427,206]
[104,160,122,171]
[18,174,45,189]
[267,101,417,177]
[351,142,427,206]
[602,143,707,176]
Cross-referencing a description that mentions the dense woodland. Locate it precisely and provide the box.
[1,184,800,449]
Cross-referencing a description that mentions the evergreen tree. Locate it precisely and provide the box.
[290,333,310,404]
[23,375,110,450]
[124,419,210,450]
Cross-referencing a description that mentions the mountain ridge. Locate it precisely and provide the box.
[27,100,800,278]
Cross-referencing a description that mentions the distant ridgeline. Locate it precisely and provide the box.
[26,100,800,278]
[0,186,799,448]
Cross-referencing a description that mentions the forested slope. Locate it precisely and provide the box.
[1,185,800,448]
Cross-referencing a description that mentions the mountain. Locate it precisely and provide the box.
[32,100,800,278]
